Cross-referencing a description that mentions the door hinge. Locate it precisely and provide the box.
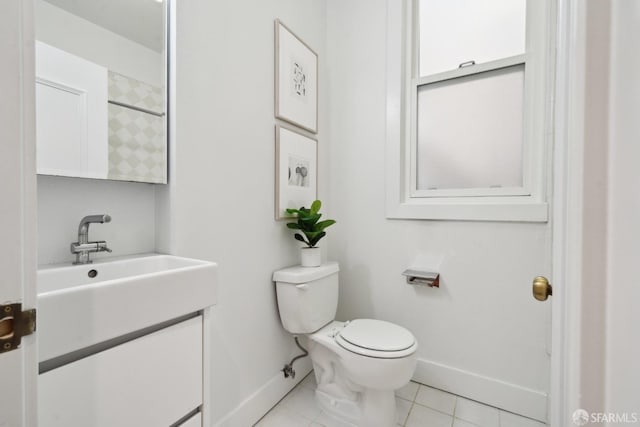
[0,303,36,354]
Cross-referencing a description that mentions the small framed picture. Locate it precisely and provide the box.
[275,19,318,134]
[275,125,318,220]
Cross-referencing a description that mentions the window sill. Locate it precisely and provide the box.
[386,196,548,222]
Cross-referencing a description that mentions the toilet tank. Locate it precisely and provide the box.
[272,262,339,334]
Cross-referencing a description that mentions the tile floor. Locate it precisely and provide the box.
[254,373,547,427]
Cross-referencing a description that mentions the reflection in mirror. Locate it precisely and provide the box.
[34,0,167,184]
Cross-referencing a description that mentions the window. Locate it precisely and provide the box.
[385,0,554,221]
[418,0,526,76]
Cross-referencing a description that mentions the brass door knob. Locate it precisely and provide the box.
[532,276,552,301]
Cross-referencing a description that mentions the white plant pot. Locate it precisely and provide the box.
[301,247,321,267]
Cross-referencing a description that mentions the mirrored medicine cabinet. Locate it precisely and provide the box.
[34,0,168,184]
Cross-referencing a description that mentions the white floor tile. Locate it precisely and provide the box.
[415,385,457,416]
[406,403,454,427]
[256,370,538,427]
[314,411,357,427]
[452,418,479,427]
[396,397,413,425]
[254,405,313,427]
[499,411,547,427]
[281,385,323,421]
[396,381,420,401]
[455,398,500,427]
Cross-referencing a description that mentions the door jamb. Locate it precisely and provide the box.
[551,0,595,424]
[1,1,38,426]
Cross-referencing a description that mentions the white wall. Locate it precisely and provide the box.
[156,1,327,425]
[606,0,640,417]
[326,0,550,419]
[37,176,156,265]
[34,0,162,86]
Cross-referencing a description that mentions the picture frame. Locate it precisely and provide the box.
[275,19,318,134]
[275,125,318,220]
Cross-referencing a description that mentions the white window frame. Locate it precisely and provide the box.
[385,0,555,221]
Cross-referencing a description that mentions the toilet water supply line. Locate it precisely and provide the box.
[282,336,309,379]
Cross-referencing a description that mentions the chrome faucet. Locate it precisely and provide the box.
[70,214,112,264]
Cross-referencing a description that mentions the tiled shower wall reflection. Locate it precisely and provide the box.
[108,71,166,183]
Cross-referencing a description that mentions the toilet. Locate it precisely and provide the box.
[273,262,417,427]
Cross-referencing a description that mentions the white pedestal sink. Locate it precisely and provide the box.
[37,253,217,362]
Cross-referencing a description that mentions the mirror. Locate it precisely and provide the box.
[34,0,167,184]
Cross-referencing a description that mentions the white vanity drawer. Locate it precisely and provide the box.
[39,316,202,427]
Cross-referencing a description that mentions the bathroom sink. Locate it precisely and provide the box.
[38,254,217,362]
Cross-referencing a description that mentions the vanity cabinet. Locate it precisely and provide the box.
[39,316,203,427]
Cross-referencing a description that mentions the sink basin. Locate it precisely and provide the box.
[38,253,217,362]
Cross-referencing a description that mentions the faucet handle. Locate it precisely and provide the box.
[95,241,112,253]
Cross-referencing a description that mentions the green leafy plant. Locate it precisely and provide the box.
[285,200,336,248]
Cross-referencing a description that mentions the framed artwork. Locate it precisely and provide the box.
[275,125,318,220]
[275,19,318,134]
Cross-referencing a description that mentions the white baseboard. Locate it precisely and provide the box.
[413,358,547,423]
[212,357,547,425]
[213,358,312,427]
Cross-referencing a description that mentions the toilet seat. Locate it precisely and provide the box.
[336,319,417,359]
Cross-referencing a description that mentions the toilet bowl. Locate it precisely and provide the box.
[273,263,418,427]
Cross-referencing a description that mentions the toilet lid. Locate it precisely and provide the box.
[337,319,416,355]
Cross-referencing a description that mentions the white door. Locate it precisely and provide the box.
[0,2,38,427]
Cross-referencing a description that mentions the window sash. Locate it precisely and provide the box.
[408,1,531,199]
[415,54,526,87]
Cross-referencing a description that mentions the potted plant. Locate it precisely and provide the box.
[286,200,336,267]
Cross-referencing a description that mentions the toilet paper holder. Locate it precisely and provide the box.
[402,269,440,288]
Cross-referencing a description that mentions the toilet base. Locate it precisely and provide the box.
[305,321,413,427]
[315,388,359,426]
[315,387,397,427]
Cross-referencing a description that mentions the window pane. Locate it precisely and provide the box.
[419,0,526,76]
[416,65,524,191]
